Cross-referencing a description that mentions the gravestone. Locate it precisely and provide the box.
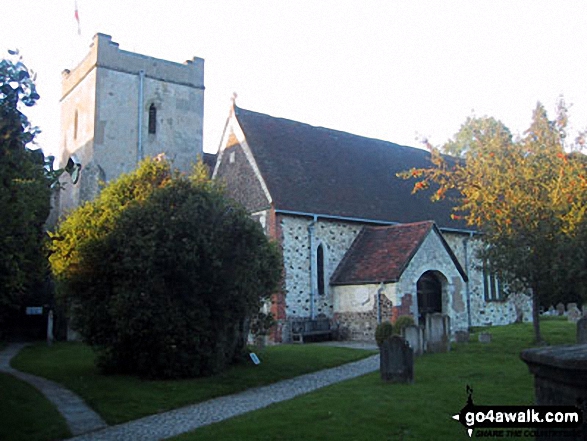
[547,305,556,316]
[46,310,54,346]
[568,303,582,324]
[577,317,587,344]
[556,302,566,316]
[380,335,414,383]
[454,330,470,343]
[425,313,450,353]
[478,332,492,343]
[521,345,587,440]
[403,325,424,356]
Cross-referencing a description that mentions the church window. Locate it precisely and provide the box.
[74,110,79,140]
[317,243,325,296]
[483,260,504,301]
[148,103,157,134]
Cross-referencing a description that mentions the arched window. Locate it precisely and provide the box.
[317,243,325,296]
[148,103,157,134]
[73,110,79,140]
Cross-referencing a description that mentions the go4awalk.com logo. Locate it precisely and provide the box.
[452,386,584,438]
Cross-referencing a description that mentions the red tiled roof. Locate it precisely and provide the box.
[330,221,467,285]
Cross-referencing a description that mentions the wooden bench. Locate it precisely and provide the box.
[290,318,336,343]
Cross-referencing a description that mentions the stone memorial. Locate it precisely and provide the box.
[425,313,450,353]
[380,335,414,383]
[556,302,566,316]
[478,332,492,343]
[454,330,470,343]
[568,303,582,324]
[521,345,587,440]
[402,325,424,356]
[46,310,54,346]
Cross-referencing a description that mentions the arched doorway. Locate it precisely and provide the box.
[417,271,442,326]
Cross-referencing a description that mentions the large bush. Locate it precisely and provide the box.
[50,158,282,378]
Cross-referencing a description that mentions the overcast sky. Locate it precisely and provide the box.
[1,1,586,157]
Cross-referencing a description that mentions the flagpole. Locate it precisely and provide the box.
[75,0,81,36]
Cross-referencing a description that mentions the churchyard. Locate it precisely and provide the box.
[0,317,577,440]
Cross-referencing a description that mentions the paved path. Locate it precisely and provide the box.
[0,343,107,436]
[1,342,378,440]
[68,353,379,441]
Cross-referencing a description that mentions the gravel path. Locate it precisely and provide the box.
[68,353,379,441]
[0,343,107,436]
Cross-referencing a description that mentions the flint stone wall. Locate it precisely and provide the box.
[280,216,362,320]
[443,233,532,327]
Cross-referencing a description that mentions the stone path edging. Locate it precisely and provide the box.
[0,343,107,436]
[67,353,379,441]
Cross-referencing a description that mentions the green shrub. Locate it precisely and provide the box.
[375,322,394,347]
[50,158,282,378]
[394,315,415,335]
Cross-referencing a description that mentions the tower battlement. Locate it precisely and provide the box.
[61,34,204,100]
[57,33,205,218]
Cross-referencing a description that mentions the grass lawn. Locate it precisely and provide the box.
[0,372,71,441]
[11,342,376,425]
[172,319,576,441]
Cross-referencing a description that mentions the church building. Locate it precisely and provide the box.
[213,105,533,342]
[56,34,532,344]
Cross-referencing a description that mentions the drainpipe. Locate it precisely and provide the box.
[137,70,145,163]
[464,232,473,329]
[377,282,384,324]
[308,216,318,320]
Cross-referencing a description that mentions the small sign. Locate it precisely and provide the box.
[249,353,261,365]
[26,306,43,315]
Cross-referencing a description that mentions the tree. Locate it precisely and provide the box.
[49,157,282,378]
[441,115,512,158]
[401,102,587,343]
[0,52,51,337]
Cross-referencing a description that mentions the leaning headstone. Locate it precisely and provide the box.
[577,317,587,344]
[556,302,566,316]
[478,332,492,343]
[403,325,424,356]
[568,303,582,323]
[425,313,450,353]
[380,335,414,383]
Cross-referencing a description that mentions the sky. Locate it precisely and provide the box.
[1,1,587,158]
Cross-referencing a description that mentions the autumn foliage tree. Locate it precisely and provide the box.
[402,101,587,343]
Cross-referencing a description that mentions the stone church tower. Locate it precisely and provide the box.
[57,33,205,216]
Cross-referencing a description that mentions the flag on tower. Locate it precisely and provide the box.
[75,1,81,35]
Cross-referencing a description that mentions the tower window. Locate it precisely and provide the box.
[74,110,79,140]
[148,103,157,134]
